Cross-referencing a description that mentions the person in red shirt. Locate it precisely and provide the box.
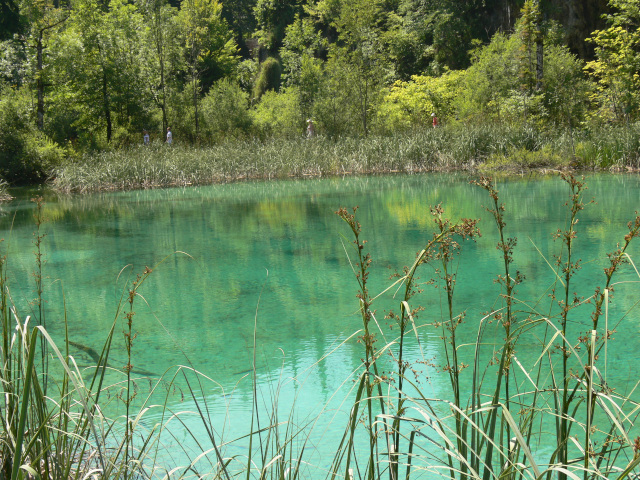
[431,113,439,128]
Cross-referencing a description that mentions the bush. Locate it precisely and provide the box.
[0,88,65,184]
[252,56,282,100]
[251,87,303,138]
[200,79,252,141]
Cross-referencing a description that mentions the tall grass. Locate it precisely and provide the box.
[331,173,640,480]
[3,174,640,479]
[52,122,640,193]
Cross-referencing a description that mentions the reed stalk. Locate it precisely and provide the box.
[31,196,48,394]
[2,174,640,480]
[335,207,382,480]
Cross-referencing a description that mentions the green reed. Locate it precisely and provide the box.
[333,173,640,480]
[51,122,640,193]
[3,172,640,480]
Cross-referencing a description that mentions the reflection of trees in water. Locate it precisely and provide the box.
[2,173,640,410]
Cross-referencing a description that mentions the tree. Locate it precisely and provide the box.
[176,0,238,138]
[220,0,257,51]
[200,78,251,140]
[50,0,148,144]
[18,0,68,130]
[585,0,640,121]
[377,70,466,131]
[322,0,389,135]
[143,0,179,133]
[516,0,543,93]
[251,86,302,138]
[254,0,301,52]
[252,56,281,99]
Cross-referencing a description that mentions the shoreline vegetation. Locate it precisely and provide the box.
[3,174,640,479]
[48,122,640,194]
[2,0,639,196]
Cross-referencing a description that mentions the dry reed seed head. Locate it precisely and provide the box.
[457,218,481,238]
[633,437,640,456]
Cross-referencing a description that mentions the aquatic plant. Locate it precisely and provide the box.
[51,123,640,193]
[332,174,640,480]
[2,173,640,480]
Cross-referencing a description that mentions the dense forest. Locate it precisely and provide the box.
[0,0,639,184]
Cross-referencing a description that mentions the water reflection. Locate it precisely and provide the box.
[2,173,640,466]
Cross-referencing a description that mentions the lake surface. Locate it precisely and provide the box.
[2,173,640,474]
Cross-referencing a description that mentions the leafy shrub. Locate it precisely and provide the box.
[236,58,259,94]
[201,79,252,141]
[0,88,65,184]
[251,87,303,138]
[482,144,568,171]
[252,56,282,100]
[166,87,197,143]
[377,71,466,132]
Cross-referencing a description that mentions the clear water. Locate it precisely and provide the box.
[2,173,640,474]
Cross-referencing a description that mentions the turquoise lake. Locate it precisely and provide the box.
[2,172,640,475]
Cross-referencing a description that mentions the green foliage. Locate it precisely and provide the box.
[377,70,465,131]
[432,11,471,70]
[254,0,301,51]
[252,56,282,99]
[0,39,27,86]
[326,0,389,135]
[585,0,640,121]
[280,16,324,119]
[220,0,257,45]
[312,55,360,137]
[0,0,638,169]
[515,0,543,93]
[166,87,196,143]
[280,14,325,87]
[236,58,258,93]
[177,0,239,93]
[459,33,521,120]
[0,87,64,184]
[482,144,568,172]
[251,86,302,138]
[543,43,592,127]
[456,13,591,128]
[48,0,150,144]
[200,78,252,140]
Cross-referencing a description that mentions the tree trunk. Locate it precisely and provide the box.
[160,55,167,132]
[193,74,199,139]
[34,17,67,131]
[536,38,543,91]
[103,68,112,142]
[535,0,543,91]
[36,33,44,130]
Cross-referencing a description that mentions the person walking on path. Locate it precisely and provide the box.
[166,127,172,144]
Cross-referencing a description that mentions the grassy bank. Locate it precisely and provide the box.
[3,175,640,479]
[51,123,640,192]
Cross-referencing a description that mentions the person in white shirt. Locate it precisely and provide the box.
[166,127,172,144]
